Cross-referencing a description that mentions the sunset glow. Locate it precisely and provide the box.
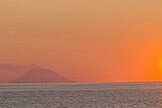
[0,0,162,82]
[160,59,162,72]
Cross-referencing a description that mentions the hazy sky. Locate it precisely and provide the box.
[0,0,162,82]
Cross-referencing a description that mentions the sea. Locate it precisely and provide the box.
[0,82,161,108]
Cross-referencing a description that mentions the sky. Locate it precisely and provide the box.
[0,0,162,82]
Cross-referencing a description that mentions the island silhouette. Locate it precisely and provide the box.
[0,64,73,83]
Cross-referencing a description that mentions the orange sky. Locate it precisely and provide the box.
[0,0,162,82]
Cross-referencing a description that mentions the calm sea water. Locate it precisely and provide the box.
[0,82,161,108]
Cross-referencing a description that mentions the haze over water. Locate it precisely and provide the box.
[0,1,162,107]
[0,0,162,82]
[0,82,161,108]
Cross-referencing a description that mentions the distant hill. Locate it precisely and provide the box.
[0,64,32,83]
[0,64,73,83]
[13,67,73,83]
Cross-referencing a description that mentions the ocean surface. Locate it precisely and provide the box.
[0,82,161,108]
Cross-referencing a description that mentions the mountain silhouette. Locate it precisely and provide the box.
[0,64,32,83]
[13,67,72,83]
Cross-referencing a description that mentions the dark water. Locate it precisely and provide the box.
[0,82,161,108]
